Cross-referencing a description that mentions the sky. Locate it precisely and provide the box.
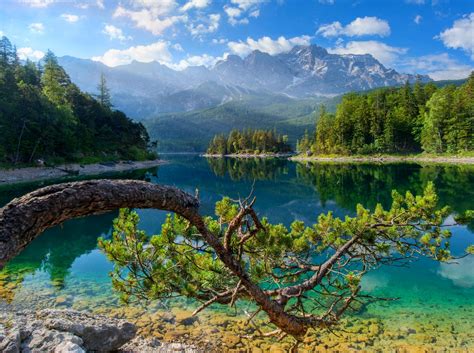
[0,0,473,80]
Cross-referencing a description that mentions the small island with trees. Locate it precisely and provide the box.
[295,74,474,163]
[205,128,293,157]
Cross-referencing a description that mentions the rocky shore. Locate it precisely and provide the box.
[0,160,164,186]
[202,153,293,158]
[0,309,198,353]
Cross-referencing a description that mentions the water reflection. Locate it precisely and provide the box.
[295,162,474,230]
[1,214,116,301]
[0,168,154,299]
[0,168,155,207]
[1,157,473,312]
[438,257,474,288]
[206,157,288,181]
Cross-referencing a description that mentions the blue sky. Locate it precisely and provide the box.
[0,0,472,79]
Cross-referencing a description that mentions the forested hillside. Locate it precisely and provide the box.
[298,75,474,155]
[0,36,154,166]
[146,94,334,152]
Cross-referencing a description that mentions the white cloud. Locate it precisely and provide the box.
[91,41,172,67]
[172,43,184,51]
[225,7,243,18]
[405,0,425,4]
[231,0,265,10]
[437,13,474,60]
[130,0,177,16]
[102,24,132,42]
[228,35,311,56]
[224,0,265,25]
[17,47,45,61]
[0,31,4,37]
[414,15,422,24]
[224,6,246,25]
[438,257,474,288]
[20,0,55,7]
[329,40,407,66]
[317,16,391,38]
[249,9,260,18]
[212,38,227,44]
[171,53,227,70]
[399,53,473,80]
[319,0,335,4]
[28,23,45,34]
[60,14,79,23]
[186,13,220,36]
[181,0,211,12]
[113,4,186,36]
[76,1,104,10]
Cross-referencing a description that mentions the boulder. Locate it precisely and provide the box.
[39,309,137,352]
[0,309,136,353]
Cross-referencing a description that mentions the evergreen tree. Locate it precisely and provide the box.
[0,36,154,165]
[207,129,292,155]
[306,77,473,155]
[96,72,112,109]
[41,50,72,107]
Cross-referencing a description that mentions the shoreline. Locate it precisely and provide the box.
[290,155,474,165]
[202,153,294,158]
[0,159,165,186]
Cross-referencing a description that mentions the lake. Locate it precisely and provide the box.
[1,155,473,351]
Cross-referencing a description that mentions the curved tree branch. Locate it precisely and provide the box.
[0,179,200,267]
[0,179,308,337]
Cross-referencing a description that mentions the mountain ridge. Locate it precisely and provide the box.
[58,44,431,119]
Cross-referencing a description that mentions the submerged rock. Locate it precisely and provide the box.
[40,309,137,351]
[0,308,200,352]
[0,309,137,352]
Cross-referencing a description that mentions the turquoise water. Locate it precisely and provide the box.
[1,156,473,349]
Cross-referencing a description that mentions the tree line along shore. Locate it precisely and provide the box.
[205,74,473,163]
[0,36,156,168]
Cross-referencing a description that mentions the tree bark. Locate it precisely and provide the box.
[0,179,200,268]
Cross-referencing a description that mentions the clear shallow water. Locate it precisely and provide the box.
[1,156,473,350]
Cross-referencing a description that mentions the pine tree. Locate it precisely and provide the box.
[96,72,112,109]
[41,50,72,107]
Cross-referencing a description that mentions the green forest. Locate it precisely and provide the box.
[0,36,154,166]
[206,129,292,155]
[297,74,474,155]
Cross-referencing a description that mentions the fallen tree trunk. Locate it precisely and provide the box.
[0,179,200,268]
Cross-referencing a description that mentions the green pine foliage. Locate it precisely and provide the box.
[299,75,474,155]
[207,128,292,155]
[0,36,154,166]
[98,184,473,337]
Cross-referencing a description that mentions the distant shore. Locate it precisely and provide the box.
[203,153,294,158]
[290,155,474,165]
[0,159,165,185]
